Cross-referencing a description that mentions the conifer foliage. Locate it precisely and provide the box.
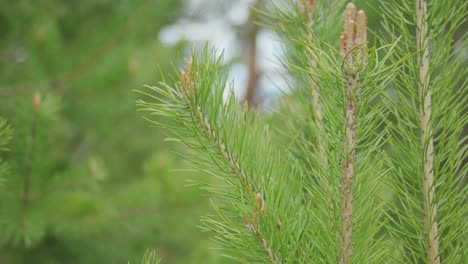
[0,118,12,189]
[1,1,224,263]
[381,0,467,262]
[0,92,108,250]
[139,0,466,263]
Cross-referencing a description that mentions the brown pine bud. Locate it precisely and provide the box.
[33,91,41,113]
[276,219,282,230]
[36,27,46,42]
[243,215,253,231]
[253,210,258,225]
[342,3,357,54]
[340,3,368,74]
[128,58,138,75]
[340,35,346,56]
[256,193,262,209]
[181,60,194,100]
[356,11,367,46]
[89,157,97,174]
[356,10,368,67]
[301,0,316,15]
[345,19,356,54]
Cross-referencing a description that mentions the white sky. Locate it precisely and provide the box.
[159,0,287,103]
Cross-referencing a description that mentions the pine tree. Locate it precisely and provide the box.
[138,0,466,263]
[0,91,114,261]
[1,0,224,263]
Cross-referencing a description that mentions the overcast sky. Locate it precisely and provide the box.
[159,0,288,105]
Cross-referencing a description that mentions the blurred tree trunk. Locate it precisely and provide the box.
[244,0,263,109]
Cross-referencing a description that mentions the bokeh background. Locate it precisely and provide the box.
[0,0,381,263]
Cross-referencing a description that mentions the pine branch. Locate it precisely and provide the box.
[381,0,467,262]
[262,1,396,262]
[416,0,440,262]
[181,60,279,263]
[135,1,465,262]
[299,0,332,203]
[0,118,13,188]
[0,119,13,153]
[137,51,299,262]
[338,4,368,263]
[22,92,41,207]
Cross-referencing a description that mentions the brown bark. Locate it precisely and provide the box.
[244,0,263,108]
[339,76,357,264]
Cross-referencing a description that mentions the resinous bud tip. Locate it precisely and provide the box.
[181,60,194,99]
[345,3,357,20]
[256,193,262,209]
[304,0,315,13]
[340,34,346,55]
[341,3,368,74]
[356,10,367,41]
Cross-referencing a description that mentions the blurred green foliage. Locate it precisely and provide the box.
[0,0,225,263]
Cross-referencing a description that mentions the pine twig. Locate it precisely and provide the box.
[181,62,279,263]
[23,92,41,207]
[416,0,440,262]
[59,0,154,88]
[338,4,367,264]
[300,0,332,206]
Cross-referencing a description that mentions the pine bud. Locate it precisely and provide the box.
[243,215,253,231]
[89,157,97,174]
[356,11,367,46]
[356,10,368,67]
[128,58,138,75]
[344,19,356,54]
[33,91,41,113]
[301,0,315,15]
[36,27,46,42]
[256,192,262,210]
[345,2,357,17]
[276,219,282,230]
[340,3,367,75]
[344,3,356,43]
[340,34,346,56]
[181,60,194,100]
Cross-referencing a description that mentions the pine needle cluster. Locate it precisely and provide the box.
[138,0,466,262]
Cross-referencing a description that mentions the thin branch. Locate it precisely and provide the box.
[338,4,367,264]
[181,63,280,263]
[58,0,155,89]
[194,105,255,194]
[416,0,440,262]
[23,92,41,207]
[301,0,332,207]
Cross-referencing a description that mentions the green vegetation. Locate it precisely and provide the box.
[1,0,465,263]
[0,0,224,263]
[138,0,466,263]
